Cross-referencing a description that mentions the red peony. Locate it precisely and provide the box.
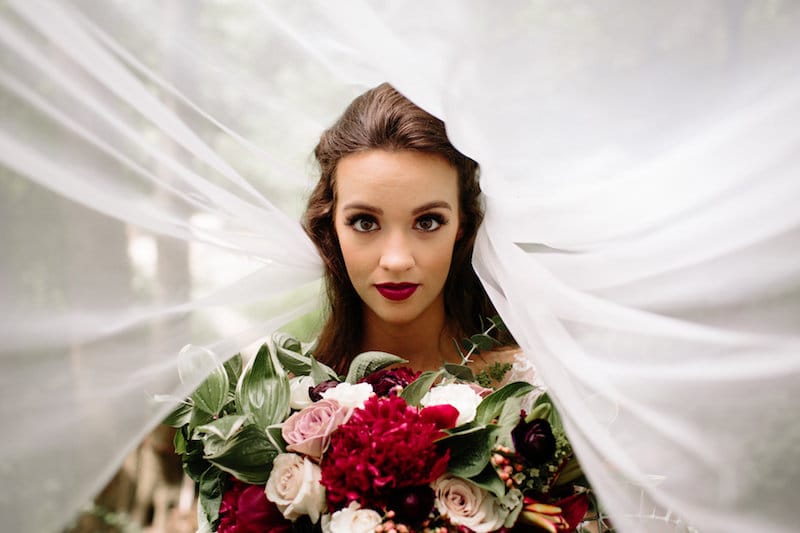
[320,395,449,511]
[359,367,421,397]
[217,478,291,533]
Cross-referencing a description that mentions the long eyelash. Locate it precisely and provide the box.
[344,214,376,226]
[419,213,448,225]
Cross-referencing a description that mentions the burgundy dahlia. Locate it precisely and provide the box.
[308,379,340,402]
[217,478,291,533]
[359,367,421,397]
[320,395,449,511]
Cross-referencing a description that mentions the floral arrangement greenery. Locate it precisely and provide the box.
[163,318,595,532]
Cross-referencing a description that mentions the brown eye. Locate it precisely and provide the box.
[350,216,379,232]
[414,214,444,232]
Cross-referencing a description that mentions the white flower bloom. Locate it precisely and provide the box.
[289,375,315,410]
[265,453,326,523]
[321,382,373,410]
[321,501,382,533]
[432,475,509,533]
[420,383,483,425]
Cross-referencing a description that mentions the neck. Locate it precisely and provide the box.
[360,301,460,371]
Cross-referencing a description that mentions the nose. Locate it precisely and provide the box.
[379,231,415,272]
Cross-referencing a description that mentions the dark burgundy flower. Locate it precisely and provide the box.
[218,478,291,533]
[359,367,421,397]
[387,485,435,524]
[320,395,449,511]
[512,417,556,466]
[308,379,340,402]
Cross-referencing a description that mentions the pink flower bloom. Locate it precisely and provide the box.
[282,398,351,461]
[218,478,291,533]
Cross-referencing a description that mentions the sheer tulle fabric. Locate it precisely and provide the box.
[1,2,798,532]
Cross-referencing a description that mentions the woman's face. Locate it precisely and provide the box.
[333,149,461,327]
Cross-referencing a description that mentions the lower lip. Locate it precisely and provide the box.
[376,284,419,301]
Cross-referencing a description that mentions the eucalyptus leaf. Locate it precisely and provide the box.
[444,363,475,382]
[400,370,442,406]
[236,340,290,430]
[470,333,499,352]
[204,423,278,484]
[345,351,407,384]
[162,401,193,428]
[195,415,249,442]
[469,463,507,498]
[474,381,535,425]
[310,354,338,385]
[439,425,498,478]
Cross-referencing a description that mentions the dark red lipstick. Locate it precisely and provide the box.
[375,283,419,301]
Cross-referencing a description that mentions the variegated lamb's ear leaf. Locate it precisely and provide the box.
[400,369,443,406]
[236,340,290,430]
[204,423,279,484]
[273,332,315,376]
[178,345,230,417]
[272,331,302,353]
[266,424,287,453]
[195,415,249,442]
[310,354,339,385]
[439,425,498,478]
[474,381,535,425]
[223,354,243,390]
[345,351,407,384]
[444,363,475,381]
[162,401,193,428]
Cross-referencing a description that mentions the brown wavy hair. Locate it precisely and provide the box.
[303,83,502,374]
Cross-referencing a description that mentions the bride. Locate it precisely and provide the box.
[1,3,798,532]
[302,83,517,375]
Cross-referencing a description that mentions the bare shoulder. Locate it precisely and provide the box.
[469,345,539,388]
[470,345,524,369]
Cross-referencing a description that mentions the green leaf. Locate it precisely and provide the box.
[173,426,187,455]
[182,435,212,483]
[199,467,224,530]
[345,351,407,384]
[266,424,287,453]
[469,333,499,352]
[439,425,498,478]
[162,401,193,428]
[204,423,279,484]
[223,354,243,391]
[236,340,290,430]
[474,381,535,425]
[444,363,475,382]
[495,396,524,449]
[469,463,506,498]
[400,370,442,406]
[195,415,249,442]
[178,345,230,417]
[310,354,338,385]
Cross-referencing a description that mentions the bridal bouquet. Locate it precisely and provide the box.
[164,320,592,532]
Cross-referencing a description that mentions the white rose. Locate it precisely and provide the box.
[420,383,483,425]
[265,453,326,523]
[321,382,373,409]
[289,375,315,410]
[321,501,382,533]
[432,475,509,533]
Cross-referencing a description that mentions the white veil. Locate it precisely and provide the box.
[1,2,798,532]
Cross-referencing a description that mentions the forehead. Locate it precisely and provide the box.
[334,150,458,206]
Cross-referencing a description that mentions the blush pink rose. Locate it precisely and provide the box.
[282,398,351,460]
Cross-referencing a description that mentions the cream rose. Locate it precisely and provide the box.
[265,453,326,523]
[420,383,483,425]
[321,501,382,533]
[321,382,373,409]
[432,475,509,533]
[282,398,351,460]
[289,375,315,410]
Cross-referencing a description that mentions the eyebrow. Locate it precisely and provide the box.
[341,201,453,215]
